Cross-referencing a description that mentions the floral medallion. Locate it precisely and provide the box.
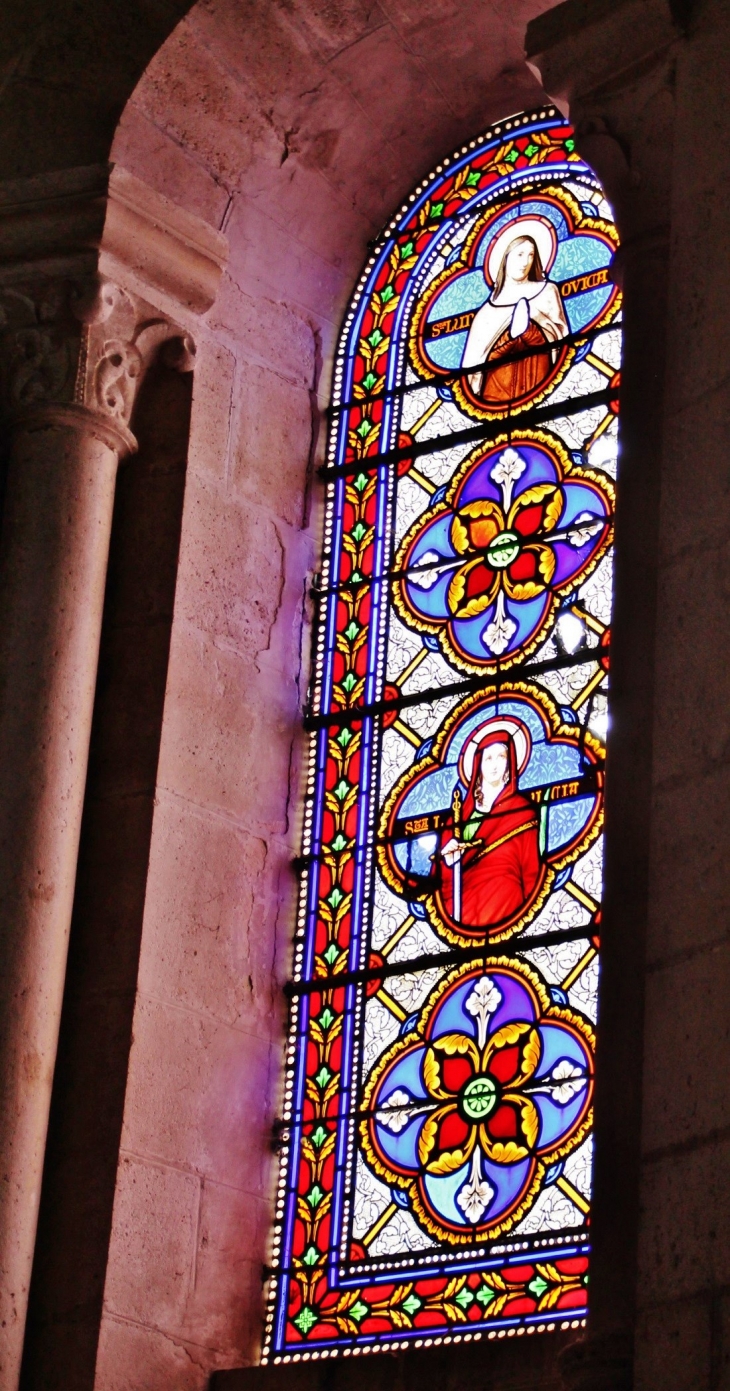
[394,431,613,674]
[362,959,594,1243]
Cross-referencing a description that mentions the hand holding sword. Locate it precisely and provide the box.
[441,785,464,922]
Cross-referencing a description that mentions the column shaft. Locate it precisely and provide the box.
[0,165,214,1391]
[0,411,122,1388]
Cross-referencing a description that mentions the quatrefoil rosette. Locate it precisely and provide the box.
[361,959,594,1244]
[394,430,613,674]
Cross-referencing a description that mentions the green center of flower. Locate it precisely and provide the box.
[461,1075,497,1121]
[486,530,520,568]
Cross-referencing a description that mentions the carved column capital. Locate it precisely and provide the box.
[0,159,225,1391]
[0,161,226,462]
[0,273,197,457]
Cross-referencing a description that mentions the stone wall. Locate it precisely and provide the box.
[89,239,319,1386]
[636,2,730,1384]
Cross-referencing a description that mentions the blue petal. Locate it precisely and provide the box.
[422,1161,472,1227]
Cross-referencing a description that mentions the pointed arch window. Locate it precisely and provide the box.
[263,106,621,1363]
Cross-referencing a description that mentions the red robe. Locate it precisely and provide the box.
[439,733,543,933]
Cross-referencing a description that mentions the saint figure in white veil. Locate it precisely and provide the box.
[462,220,569,406]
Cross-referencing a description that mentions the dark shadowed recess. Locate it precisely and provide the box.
[0,0,195,178]
[212,1328,579,1391]
[19,359,192,1391]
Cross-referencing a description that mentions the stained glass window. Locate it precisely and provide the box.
[263,106,621,1364]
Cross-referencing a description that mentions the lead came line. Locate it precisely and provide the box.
[556,1176,591,1216]
[321,382,619,481]
[561,946,598,992]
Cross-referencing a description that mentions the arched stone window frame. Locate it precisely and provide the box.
[260,102,625,1374]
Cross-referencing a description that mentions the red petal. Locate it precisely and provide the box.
[437,1109,470,1151]
[508,551,537,582]
[487,1104,518,1140]
[513,503,544,537]
[488,1044,521,1084]
[465,564,496,599]
[442,1056,473,1093]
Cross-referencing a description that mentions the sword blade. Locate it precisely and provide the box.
[453,857,461,923]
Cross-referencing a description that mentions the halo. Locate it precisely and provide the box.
[458,717,531,787]
[486,217,557,286]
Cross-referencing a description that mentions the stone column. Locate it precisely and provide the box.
[0,279,132,1388]
[0,162,223,1389]
[526,2,682,1387]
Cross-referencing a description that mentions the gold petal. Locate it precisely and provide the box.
[484,1139,530,1165]
[521,1029,542,1080]
[536,545,557,584]
[427,1130,476,1177]
[503,577,545,602]
[456,594,496,620]
[504,1093,541,1149]
[446,567,466,614]
[417,1109,442,1165]
[422,1047,446,1099]
[433,1032,481,1069]
[450,513,470,555]
[485,1020,531,1056]
[461,499,504,518]
[460,498,504,524]
[543,488,564,532]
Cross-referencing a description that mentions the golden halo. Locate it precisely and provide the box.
[486,216,557,286]
[458,716,531,788]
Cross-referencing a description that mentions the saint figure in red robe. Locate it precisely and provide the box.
[439,730,543,932]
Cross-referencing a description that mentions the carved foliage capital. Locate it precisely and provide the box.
[0,274,196,453]
[0,281,80,414]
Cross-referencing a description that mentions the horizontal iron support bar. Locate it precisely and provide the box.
[284,922,598,997]
[305,640,609,729]
[320,384,619,482]
[314,530,613,601]
[327,320,620,419]
[294,791,601,872]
